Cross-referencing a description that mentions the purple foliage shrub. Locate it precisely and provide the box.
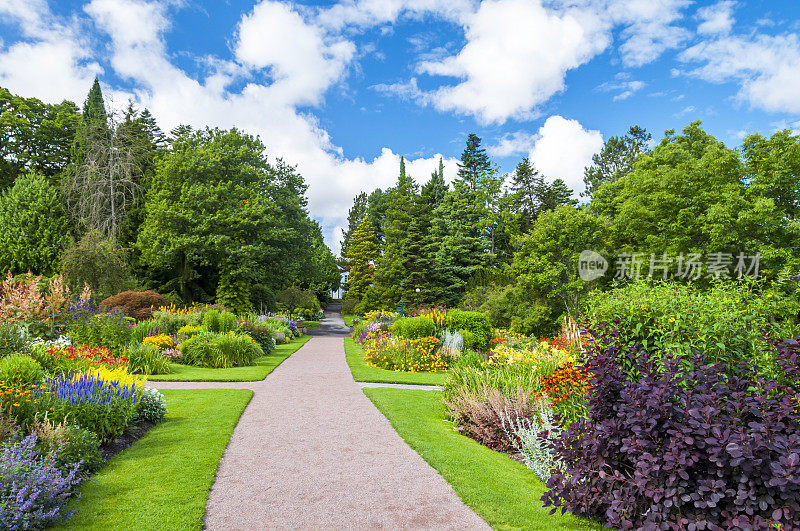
[0,432,81,530]
[542,324,800,530]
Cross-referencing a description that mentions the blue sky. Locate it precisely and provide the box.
[1,0,799,250]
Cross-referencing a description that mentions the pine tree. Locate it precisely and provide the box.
[344,216,378,303]
[83,78,107,126]
[421,157,447,207]
[457,133,491,191]
[430,181,488,305]
[365,158,417,309]
[509,157,544,233]
[540,178,577,211]
[583,125,650,198]
[340,192,368,259]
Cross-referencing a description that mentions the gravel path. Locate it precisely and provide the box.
[150,312,488,529]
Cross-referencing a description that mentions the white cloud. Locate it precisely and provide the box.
[679,33,800,114]
[377,0,691,124]
[0,0,456,250]
[528,116,603,195]
[417,0,609,124]
[696,1,735,36]
[0,0,101,103]
[235,1,356,106]
[611,0,691,67]
[487,131,538,158]
[596,74,645,101]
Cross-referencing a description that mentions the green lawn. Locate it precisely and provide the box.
[344,337,447,385]
[59,389,252,530]
[149,336,311,381]
[364,388,602,531]
[304,320,321,329]
[343,314,357,327]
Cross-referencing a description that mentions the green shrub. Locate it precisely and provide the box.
[459,329,478,351]
[213,333,263,367]
[0,324,28,358]
[585,279,799,376]
[240,321,274,355]
[69,311,132,355]
[445,310,491,351]
[392,316,436,339]
[57,426,103,477]
[342,298,358,315]
[126,343,171,375]
[276,287,319,312]
[0,354,44,385]
[150,312,197,335]
[179,332,262,368]
[202,309,237,333]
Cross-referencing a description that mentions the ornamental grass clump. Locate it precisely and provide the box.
[0,432,82,530]
[542,323,800,530]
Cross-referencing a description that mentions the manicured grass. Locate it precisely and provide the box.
[304,320,321,329]
[364,388,602,531]
[344,337,447,385]
[343,314,357,327]
[59,389,253,530]
[149,336,311,381]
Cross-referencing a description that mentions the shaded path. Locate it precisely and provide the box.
[150,311,487,529]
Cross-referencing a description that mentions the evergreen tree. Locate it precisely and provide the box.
[430,181,488,305]
[509,158,544,233]
[366,188,388,246]
[0,173,68,275]
[341,192,368,259]
[365,158,418,308]
[82,78,107,126]
[457,133,491,191]
[540,178,577,211]
[583,125,650,198]
[344,216,379,303]
[421,158,447,208]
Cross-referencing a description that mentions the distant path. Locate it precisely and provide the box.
[150,311,488,529]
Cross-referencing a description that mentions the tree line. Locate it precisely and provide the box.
[341,124,800,336]
[0,80,340,311]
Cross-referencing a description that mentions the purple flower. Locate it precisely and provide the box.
[0,432,82,530]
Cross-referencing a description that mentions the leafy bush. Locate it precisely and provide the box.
[341,298,358,315]
[135,388,168,424]
[126,343,171,375]
[392,316,436,339]
[240,321,274,355]
[99,290,166,321]
[0,323,28,358]
[0,354,44,386]
[0,432,81,530]
[584,279,798,376]
[60,230,133,302]
[542,324,800,530]
[150,311,198,335]
[32,417,103,478]
[213,333,263,367]
[68,311,132,355]
[276,287,319,313]
[445,310,491,351]
[459,329,478,350]
[202,309,236,334]
[179,332,262,368]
